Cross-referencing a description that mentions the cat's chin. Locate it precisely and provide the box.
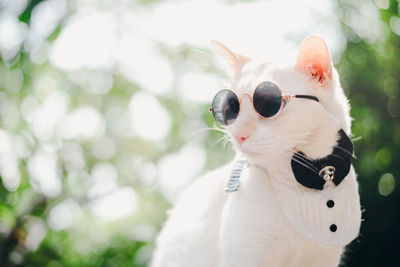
[236,145,277,161]
[241,150,265,158]
[235,146,262,159]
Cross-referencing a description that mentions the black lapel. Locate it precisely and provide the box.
[291,129,353,190]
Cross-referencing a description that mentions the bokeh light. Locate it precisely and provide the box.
[378,173,396,197]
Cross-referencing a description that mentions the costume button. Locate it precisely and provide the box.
[327,200,335,208]
[330,224,337,232]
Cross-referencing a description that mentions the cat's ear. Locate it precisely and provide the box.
[211,40,249,75]
[295,35,332,86]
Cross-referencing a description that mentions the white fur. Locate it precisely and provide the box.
[152,47,359,266]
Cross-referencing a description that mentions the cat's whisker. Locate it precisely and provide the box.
[291,154,320,174]
[332,145,356,159]
[213,135,228,146]
[290,140,356,160]
[330,153,345,161]
[290,152,320,170]
[190,127,228,137]
[351,136,362,142]
[290,157,320,175]
[222,136,232,151]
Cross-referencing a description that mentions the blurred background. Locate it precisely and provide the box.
[0,0,398,266]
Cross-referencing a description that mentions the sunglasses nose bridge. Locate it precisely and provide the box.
[239,93,253,103]
[241,92,272,120]
[238,93,254,112]
[236,93,260,123]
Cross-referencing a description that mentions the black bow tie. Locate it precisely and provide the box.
[291,129,354,190]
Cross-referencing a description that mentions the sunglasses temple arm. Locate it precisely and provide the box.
[293,95,320,102]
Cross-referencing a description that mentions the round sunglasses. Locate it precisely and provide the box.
[210,81,319,126]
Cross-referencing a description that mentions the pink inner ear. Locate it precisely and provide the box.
[295,36,332,84]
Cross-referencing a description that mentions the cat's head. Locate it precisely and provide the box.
[212,36,351,165]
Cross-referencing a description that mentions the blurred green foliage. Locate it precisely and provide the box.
[336,0,400,266]
[0,0,399,266]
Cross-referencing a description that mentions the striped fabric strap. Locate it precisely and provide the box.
[224,156,249,193]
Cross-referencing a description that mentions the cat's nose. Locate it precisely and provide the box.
[235,135,249,144]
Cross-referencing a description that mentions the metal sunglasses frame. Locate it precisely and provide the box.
[210,81,320,126]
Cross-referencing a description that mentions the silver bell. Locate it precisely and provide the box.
[319,166,335,182]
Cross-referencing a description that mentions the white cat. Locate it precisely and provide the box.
[151,36,361,267]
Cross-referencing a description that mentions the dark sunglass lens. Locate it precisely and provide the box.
[253,81,282,117]
[212,90,239,125]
